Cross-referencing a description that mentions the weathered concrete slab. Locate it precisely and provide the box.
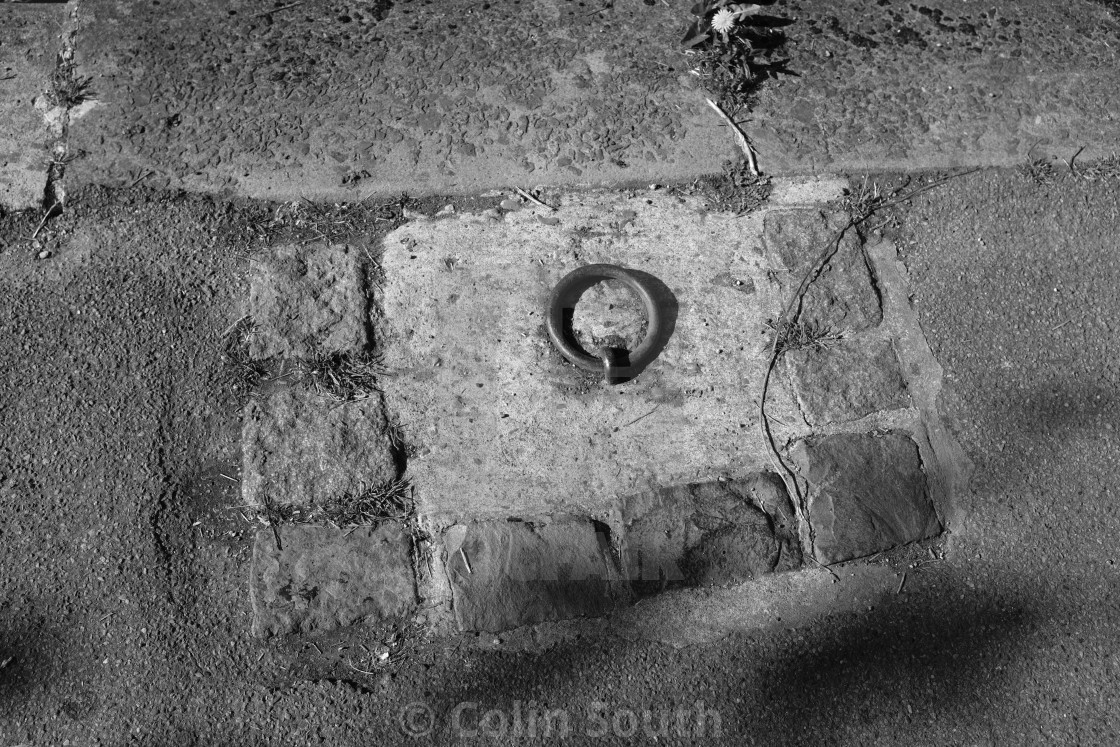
[249,524,416,638]
[750,0,1120,173]
[64,0,1120,199]
[241,386,396,508]
[784,337,910,425]
[793,432,942,564]
[379,192,807,526]
[443,518,629,633]
[66,0,722,201]
[621,474,801,592]
[248,243,368,360]
[0,3,66,210]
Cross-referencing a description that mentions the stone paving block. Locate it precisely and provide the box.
[0,4,66,210]
[784,337,910,425]
[249,524,416,638]
[622,473,801,592]
[248,243,368,360]
[379,194,803,525]
[795,432,941,564]
[241,386,397,508]
[762,210,882,332]
[443,518,630,633]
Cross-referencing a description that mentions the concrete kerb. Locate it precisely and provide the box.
[375,176,972,636]
[0,2,72,211]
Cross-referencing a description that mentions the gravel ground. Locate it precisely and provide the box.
[1,167,1119,744]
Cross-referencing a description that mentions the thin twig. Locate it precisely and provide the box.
[31,201,60,239]
[1067,146,1085,174]
[459,547,472,574]
[896,572,907,594]
[252,1,305,18]
[617,404,661,430]
[516,187,556,211]
[808,555,840,582]
[128,169,154,189]
[705,98,759,176]
[220,315,249,338]
[346,657,378,676]
[1051,319,1072,331]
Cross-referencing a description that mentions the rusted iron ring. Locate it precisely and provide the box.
[546,263,663,380]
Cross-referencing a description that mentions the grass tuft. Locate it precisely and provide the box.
[49,64,94,109]
[767,318,844,356]
[674,159,772,215]
[842,176,886,222]
[242,476,415,535]
[1019,157,1055,186]
[294,351,391,403]
[221,317,268,393]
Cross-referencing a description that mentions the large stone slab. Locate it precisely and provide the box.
[793,432,941,564]
[0,4,66,210]
[784,337,910,425]
[443,518,629,633]
[66,0,723,201]
[622,473,801,592]
[248,243,368,360]
[379,192,805,525]
[241,386,397,508]
[762,210,882,333]
[249,524,416,638]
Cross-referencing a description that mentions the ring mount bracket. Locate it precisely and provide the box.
[546,264,664,384]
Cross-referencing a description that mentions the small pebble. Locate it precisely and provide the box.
[499,198,521,211]
[37,250,51,260]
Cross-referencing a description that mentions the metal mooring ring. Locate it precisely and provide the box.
[546,263,663,380]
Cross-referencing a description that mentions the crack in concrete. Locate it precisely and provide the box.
[41,0,83,210]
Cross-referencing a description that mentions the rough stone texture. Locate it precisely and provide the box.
[784,337,910,425]
[751,0,1120,172]
[241,386,397,508]
[249,524,416,638]
[0,4,66,210]
[443,518,629,633]
[379,192,804,525]
[67,0,721,201]
[622,474,802,592]
[762,209,882,333]
[65,0,1120,200]
[794,432,941,564]
[248,243,367,360]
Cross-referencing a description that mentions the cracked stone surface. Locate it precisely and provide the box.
[248,242,368,360]
[762,209,883,333]
[249,524,416,638]
[241,386,397,508]
[784,336,910,425]
[0,4,66,210]
[794,432,942,564]
[622,474,801,591]
[443,518,630,633]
